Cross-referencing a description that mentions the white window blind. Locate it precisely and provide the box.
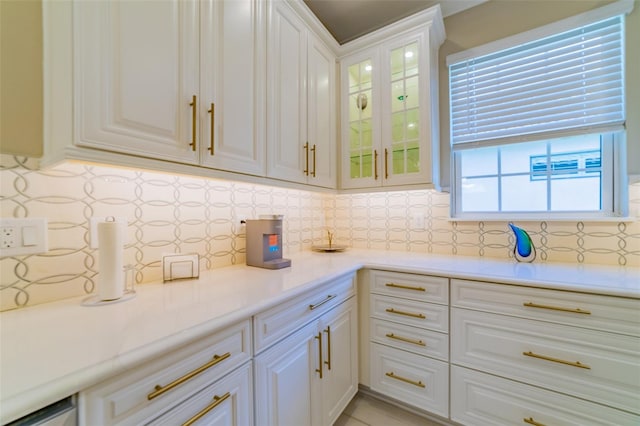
[449,16,625,149]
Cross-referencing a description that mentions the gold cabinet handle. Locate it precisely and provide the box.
[385,333,426,347]
[182,392,231,426]
[522,351,590,370]
[148,352,231,400]
[315,332,323,379]
[523,302,590,315]
[385,372,425,388]
[374,150,379,180]
[384,148,388,179]
[311,144,317,177]
[189,95,197,151]
[324,325,331,370]
[385,308,426,319]
[309,294,336,310]
[523,417,547,426]
[385,282,426,292]
[207,102,215,155]
[303,142,309,176]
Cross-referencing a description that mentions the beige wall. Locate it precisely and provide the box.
[438,0,639,188]
[0,0,43,157]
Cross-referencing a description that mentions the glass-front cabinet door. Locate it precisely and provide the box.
[381,32,434,187]
[342,50,380,188]
[340,25,440,189]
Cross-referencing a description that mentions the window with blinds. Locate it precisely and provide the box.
[447,5,630,219]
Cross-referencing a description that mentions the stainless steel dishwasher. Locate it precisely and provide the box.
[7,396,76,426]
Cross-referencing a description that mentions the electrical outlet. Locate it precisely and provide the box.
[0,218,48,257]
[2,227,17,248]
[410,210,425,230]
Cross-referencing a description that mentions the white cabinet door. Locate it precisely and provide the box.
[149,362,253,426]
[320,297,358,426]
[266,0,307,185]
[254,297,358,426]
[74,0,199,164]
[266,1,336,188]
[254,321,322,426]
[306,33,336,188]
[199,0,265,176]
[340,15,443,190]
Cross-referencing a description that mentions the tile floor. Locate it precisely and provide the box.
[334,393,445,426]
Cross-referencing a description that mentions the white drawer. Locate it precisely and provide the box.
[370,343,448,418]
[253,272,356,353]
[80,320,252,426]
[370,270,448,304]
[451,365,640,426]
[451,308,640,414]
[452,279,640,336]
[370,293,448,333]
[148,361,253,426]
[370,318,448,361]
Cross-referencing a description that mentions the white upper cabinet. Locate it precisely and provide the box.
[266,0,337,188]
[48,0,265,176]
[339,8,445,190]
[199,0,266,176]
[74,0,200,164]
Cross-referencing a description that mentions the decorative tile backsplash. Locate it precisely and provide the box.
[1,154,639,311]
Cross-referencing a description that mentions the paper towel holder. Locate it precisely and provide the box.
[82,264,136,307]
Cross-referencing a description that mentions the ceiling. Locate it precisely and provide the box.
[303,0,487,45]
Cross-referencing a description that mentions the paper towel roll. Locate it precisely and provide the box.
[98,220,124,301]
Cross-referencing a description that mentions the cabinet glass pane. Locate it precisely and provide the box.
[407,141,419,173]
[391,81,404,113]
[348,57,374,182]
[392,145,404,175]
[361,119,372,147]
[348,64,359,92]
[391,112,405,143]
[360,60,372,90]
[388,41,420,178]
[391,47,404,81]
[350,122,360,149]
[405,43,418,77]
[406,108,419,141]
[405,76,419,110]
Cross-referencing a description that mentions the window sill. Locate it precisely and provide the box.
[448,216,637,223]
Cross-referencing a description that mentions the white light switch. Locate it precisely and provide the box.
[22,226,38,246]
[0,218,48,257]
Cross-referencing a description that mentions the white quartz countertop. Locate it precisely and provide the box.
[1,249,639,423]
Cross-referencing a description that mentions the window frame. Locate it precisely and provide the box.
[447,1,633,220]
[451,132,627,220]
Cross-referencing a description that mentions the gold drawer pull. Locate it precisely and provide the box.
[385,283,426,292]
[148,352,231,400]
[182,392,231,426]
[385,333,426,347]
[189,95,197,151]
[309,294,336,310]
[315,332,323,379]
[386,308,426,319]
[385,372,425,388]
[523,417,546,426]
[523,302,591,315]
[522,351,590,370]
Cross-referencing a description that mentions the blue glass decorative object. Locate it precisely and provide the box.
[508,223,536,263]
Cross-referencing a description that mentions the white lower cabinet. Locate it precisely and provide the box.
[78,320,251,425]
[149,362,253,426]
[452,365,640,426]
[254,296,358,426]
[366,270,449,418]
[370,343,448,418]
[450,278,640,425]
